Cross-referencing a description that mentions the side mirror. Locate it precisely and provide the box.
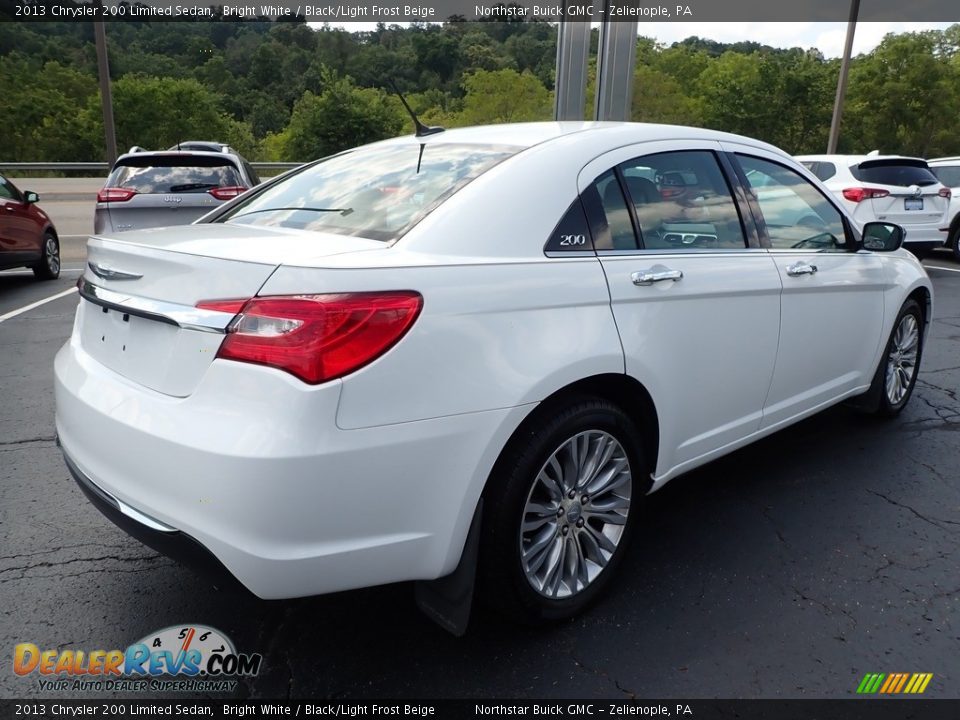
[861,221,904,252]
[23,191,39,204]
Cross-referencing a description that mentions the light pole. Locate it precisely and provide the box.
[827,0,861,153]
[94,21,118,166]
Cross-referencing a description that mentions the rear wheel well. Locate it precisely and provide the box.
[484,375,660,499]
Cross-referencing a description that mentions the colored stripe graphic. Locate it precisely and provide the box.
[857,672,933,694]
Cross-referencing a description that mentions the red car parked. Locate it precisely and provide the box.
[0,173,60,280]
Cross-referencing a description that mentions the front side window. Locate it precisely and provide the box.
[738,155,847,251]
[220,143,518,243]
[619,150,746,250]
[0,174,19,201]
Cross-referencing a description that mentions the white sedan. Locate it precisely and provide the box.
[55,123,931,631]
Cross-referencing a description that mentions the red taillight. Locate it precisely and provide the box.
[97,187,137,203]
[939,187,952,199]
[196,292,423,384]
[209,186,247,201]
[842,187,890,203]
[195,299,248,314]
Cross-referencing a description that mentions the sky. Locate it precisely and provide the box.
[318,22,955,58]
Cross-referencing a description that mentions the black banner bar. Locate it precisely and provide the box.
[3,700,960,720]
[2,0,960,22]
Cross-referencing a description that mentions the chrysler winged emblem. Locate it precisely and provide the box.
[88,262,143,281]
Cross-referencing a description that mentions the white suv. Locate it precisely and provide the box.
[927,157,960,260]
[796,154,951,256]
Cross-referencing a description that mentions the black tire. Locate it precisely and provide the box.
[32,232,60,280]
[865,299,924,417]
[950,225,960,263]
[478,396,649,623]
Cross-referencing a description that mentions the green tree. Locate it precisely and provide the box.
[697,52,766,137]
[459,69,551,125]
[283,70,405,160]
[845,31,960,156]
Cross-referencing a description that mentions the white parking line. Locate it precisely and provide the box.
[924,264,960,274]
[0,287,77,324]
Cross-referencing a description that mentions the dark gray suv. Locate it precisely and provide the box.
[94,144,260,234]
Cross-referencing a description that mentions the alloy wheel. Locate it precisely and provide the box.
[885,314,919,405]
[519,430,632,599]
[46,236,60,275]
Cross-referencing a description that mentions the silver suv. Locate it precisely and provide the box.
[94,143,260,234]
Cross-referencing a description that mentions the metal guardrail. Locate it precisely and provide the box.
[0,161,303,172]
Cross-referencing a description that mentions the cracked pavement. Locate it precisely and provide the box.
[1,256,958,700]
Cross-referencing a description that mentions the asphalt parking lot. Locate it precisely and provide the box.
[1,247,958,701]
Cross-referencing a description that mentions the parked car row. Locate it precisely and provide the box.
[796,152,958,259]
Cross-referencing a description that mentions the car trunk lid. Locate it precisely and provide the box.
[78,223,384,397]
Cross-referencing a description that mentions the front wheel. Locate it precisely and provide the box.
[479,397,648,623]
[867,299,924,417]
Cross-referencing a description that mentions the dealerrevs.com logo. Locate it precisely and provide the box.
[13,624,262,693]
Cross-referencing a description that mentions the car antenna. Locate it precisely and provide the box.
[389,80,444,138]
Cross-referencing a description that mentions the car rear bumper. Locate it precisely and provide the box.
[893,224,946,248]
[62,446,247,593]
[55,333,524,599]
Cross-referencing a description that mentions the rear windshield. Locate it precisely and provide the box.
[850,160,939,187]
[931,165,960,188]
[108,155,243,194]
[218,143,519,242]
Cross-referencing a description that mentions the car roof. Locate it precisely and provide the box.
[370,121,786,155]
[928,157,960,164]
[113,149,244,165]
[795,153,929,165]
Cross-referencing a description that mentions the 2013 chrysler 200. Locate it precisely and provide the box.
[55,123,932,629]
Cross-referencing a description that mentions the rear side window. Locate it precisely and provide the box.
[545,200,593,253]
[805,162,837,182]
[220,143,518,243]
[931,165,960,188]
[582,170,638,251]
[242,160,261,186]
[109,155,243,194]
[851,160,938,187]
[621,150,746,250]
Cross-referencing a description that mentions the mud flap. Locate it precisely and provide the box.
[414,499,482,637]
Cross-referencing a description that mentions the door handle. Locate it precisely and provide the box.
[786,262,818,277]
[632,269,683,286]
